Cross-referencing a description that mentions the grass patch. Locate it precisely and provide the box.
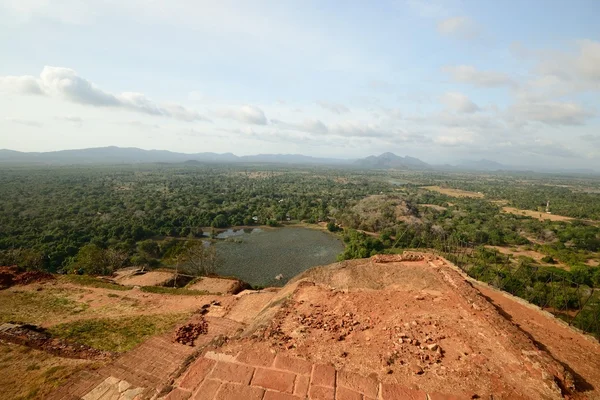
[0,289,89,325]
[48,313,189,352]
[0,342,92,400]
[140,286,209,296]
[59,275,132,291]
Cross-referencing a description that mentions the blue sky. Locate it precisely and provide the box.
[0,0,599,168]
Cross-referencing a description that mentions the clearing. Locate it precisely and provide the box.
[485,245,571,270]
[502,206,575,222]
[422,186,485,198]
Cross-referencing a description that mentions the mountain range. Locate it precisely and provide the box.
[0,147,597,174]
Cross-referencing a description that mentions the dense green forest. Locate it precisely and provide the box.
[0,164,599,281]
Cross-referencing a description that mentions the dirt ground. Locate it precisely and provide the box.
[214,256,592,399]
[6,253,600,400]
[187,277,243,294]
[422,186,485,198]
[116,271,175,287]
[475,282,600,400]
[502,206,575,222]
[419,204,448,211]
[0,281,235,328]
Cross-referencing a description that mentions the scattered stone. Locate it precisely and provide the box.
[412,365,424,375]
[173,317,208,346]
[427,343,439,351]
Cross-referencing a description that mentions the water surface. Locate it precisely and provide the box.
[214,227,343,287]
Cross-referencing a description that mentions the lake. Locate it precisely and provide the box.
[214,227,344,287]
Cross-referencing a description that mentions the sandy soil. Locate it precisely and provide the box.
[117,271,175,287]
[502,206,574,222]
[475,282,600,399]
[187,277,242,294]
[225,291,279,324]
[216,256,589,399]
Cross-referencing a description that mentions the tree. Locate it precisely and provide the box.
[327,221,340,232]
[138,240,160,259]
[211,214,229,228]
[176,241,220,277]
[72,244,109,275]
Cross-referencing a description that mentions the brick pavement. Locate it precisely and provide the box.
[165,350,461,400]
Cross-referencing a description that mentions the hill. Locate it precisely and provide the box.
[4,253,598,399]
[354,152,431,170]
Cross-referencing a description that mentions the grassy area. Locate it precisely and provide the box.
[59,274,132,291]
[140,286,209,296]
[48,313,189,352]
[0,343,93,400]
[0,288,89,325]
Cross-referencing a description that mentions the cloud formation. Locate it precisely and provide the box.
[442,65,514,87]
[4,117,43,127]
[440,92,480,113]
[217,105,268,125]
[318,101,350,114]
[507,101,593,126]
[0,66,209,122]
[437,16,479,39]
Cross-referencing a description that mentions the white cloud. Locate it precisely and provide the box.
[5,117,43,127]
[440,92,480,113]
[0,66,209,122]
[527,140,580,158]
[507,101,594,126]
[217,105,267,125]
[318,101,350,114]
[330,121,393,138]
[580,134,600,142]
[271,118,329,135]
[0,75,44,94]
[437,16,479,39]
[442,65,514,87]
[576,39,600,81]
[434,132,475,146]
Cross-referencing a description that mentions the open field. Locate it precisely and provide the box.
[485,245,571,270]
[422,185,485,198]
[502,206,574,222]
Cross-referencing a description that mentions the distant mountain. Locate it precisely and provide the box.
[0,147,350,166]
[354,152,430,170]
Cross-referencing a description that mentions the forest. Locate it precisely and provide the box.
[0,164,598,283]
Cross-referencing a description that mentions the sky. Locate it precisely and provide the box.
[0,0,599,168]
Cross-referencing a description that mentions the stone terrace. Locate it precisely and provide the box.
[165,349,459,400]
